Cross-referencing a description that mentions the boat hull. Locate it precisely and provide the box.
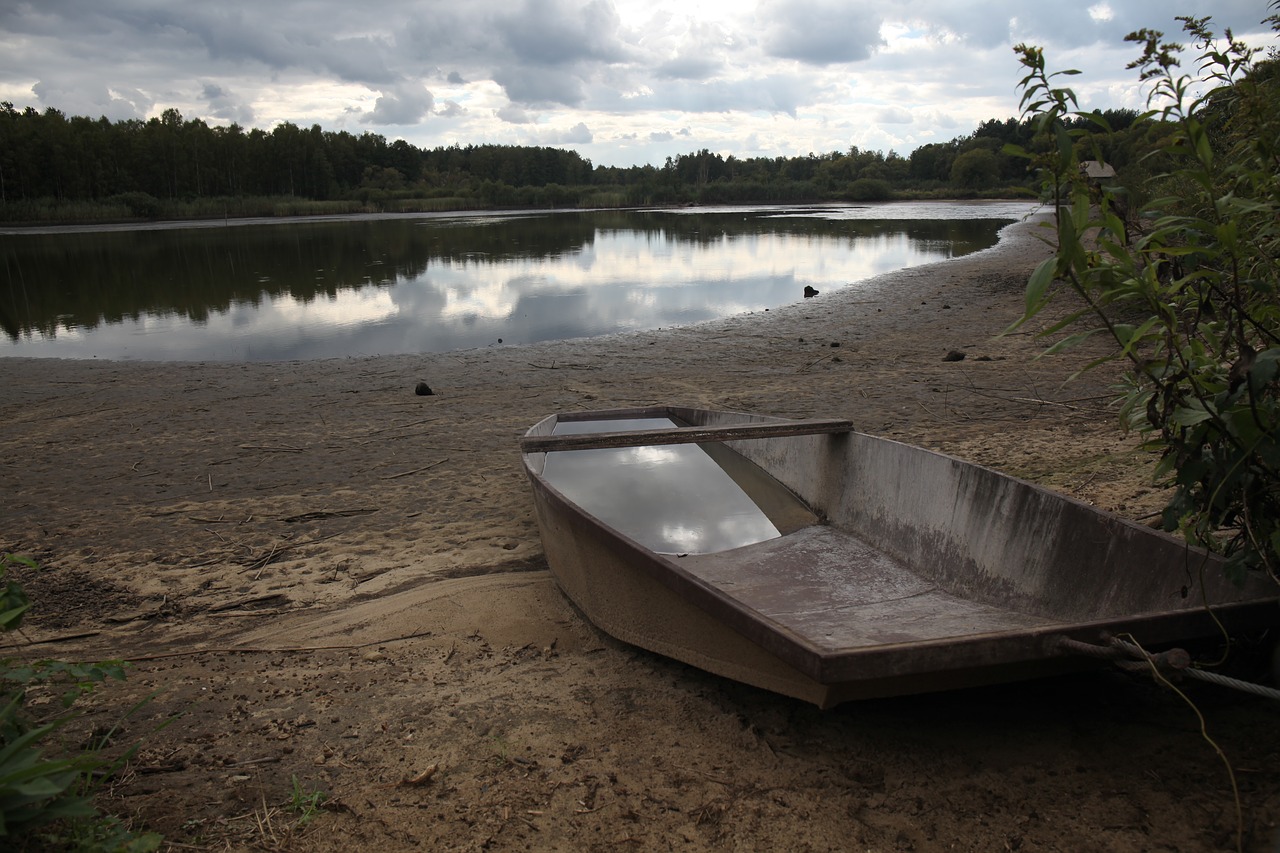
[522,407,1279,707]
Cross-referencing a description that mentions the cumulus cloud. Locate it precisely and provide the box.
[436,100,467,118]
[199,81,254,124]
[875,105,913,124]
[493,0,629,66]
[30,78,150,120]
[655,53,723,81]
[362,82,435,125]
[757,0,885,65]
[652,19,734,81]
[497,104,536,124]
[0,0,1273,168]
[559,121,593,144]
[494,66,587,107]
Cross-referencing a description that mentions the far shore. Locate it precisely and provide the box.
[0,193,1035,234]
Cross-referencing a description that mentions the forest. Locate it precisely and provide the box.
[0,101,1146,223]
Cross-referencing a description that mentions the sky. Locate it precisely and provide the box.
[0,0,1275,168]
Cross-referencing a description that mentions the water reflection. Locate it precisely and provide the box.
[0,202,1035,361]
[543,417,801,555]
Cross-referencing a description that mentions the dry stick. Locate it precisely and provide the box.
[124,629,436,662]
[226,756,282,768]
[0,631,101,650]
[380,458,448,480]
[238,444,303,452]
[250,543,282,579]
[209,593,287,612]
[528,361,599,370]
[800,353,835,372]
[280,508,376,523]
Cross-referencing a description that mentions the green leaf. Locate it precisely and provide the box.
[1025,257,1057,315]
[0,603,29,632]
[1168,403,1216,427]
[1043,330,1096,354]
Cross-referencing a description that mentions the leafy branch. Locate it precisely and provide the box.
[1007,6,1280,584]
[0,553,160,849]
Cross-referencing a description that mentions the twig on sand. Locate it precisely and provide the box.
[123,629,436,662]
[800,354,835,372]
[0,630,101,651]
[528,361,599,370]
[380,458,448,480]
[238,443,303,452]
[280,508,377,523]
[225,756,283,768]
[248,542,284,579]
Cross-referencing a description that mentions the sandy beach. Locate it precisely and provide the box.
[2,214,1277,851]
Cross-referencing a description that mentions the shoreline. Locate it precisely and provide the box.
[3,215,1274,851]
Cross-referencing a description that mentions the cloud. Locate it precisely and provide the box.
[559,121,593,144]
[199,81,254,124]
[497,104,536,124]
[875,106,913,124]
[1,0,1276,170]
[362,82,435,125]
[494,66,587,107]
[652,19,734,81]
[758,0,885,65]
[30,78,150,121]
[493,0,629,66]
[655,53,723,81]
[436,100,467,118]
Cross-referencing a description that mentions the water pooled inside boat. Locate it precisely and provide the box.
[542,415,816,555]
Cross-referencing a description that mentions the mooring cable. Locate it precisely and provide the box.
[1055,634,1280,701]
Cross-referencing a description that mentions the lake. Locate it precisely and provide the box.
[0,201,1037,362]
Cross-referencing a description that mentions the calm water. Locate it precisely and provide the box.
[543,416,815,555]
[0,201,1036,362]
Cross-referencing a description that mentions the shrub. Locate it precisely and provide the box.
[1008,8,1280,583]
[108,192,161,220]
[0,553,159,849]
[847,178,892,201]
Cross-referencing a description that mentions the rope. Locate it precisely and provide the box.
[1180,666,1280,701]
[1055,634,1280,701]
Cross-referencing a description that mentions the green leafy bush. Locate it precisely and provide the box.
[847,178,893,201]
[1008,8,1280,583]
[106,192,161,220]
[0,553,158,850]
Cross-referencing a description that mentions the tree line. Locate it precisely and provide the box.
[0,101,1147,223]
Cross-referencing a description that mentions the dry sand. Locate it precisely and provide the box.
[1,214,1277,851]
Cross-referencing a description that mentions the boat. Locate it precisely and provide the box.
[519,406,1279,708]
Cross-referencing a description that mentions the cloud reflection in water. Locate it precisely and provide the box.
[542,418,783,555]
[0,204,1030,361]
